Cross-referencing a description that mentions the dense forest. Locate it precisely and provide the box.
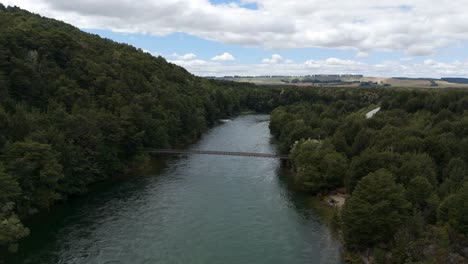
[1,4,467,264]
[0,5,272,253]
[270,89,468,263]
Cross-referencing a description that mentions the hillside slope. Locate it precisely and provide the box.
[0,4,252,251]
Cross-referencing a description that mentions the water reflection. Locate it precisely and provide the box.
[5,115,342,264]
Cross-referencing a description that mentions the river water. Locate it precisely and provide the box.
[6,115,343,264]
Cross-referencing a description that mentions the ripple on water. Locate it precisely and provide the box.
[7,115,343,264]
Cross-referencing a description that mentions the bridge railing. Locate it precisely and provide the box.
[146,149,289,160]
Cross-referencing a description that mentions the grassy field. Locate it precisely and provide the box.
[214,76,468,89]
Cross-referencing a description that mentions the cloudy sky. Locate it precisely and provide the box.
[2,0,468,77]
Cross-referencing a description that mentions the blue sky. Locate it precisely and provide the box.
[86,29,438,64]
[210,0,258,9]
[3,0,468,77]
[84,28,467,77]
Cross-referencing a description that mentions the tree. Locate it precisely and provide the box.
[331,131,350,156]
[350,128,372,156]
[2,141,64,214]
[0,165,20,204]
[406,176,433,208]
[290,139,348,193]
[0,165,29,250]
[320,151,348,188]
[439,158,467,197]
[397,153,438,186]
[438,183,468,235]
[342,169,410,248]
[347,149,402,192]
[0,203,30,251]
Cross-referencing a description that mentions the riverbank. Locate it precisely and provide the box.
[0,111,243,258]
[308,193,367,264]
[4,115,343,264]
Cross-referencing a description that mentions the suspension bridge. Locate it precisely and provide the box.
[146,149,289,160]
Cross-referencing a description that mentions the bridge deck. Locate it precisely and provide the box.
[146,149,289,160]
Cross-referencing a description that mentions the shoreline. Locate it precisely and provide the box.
[312,192,376,264]
[308,191,369,264]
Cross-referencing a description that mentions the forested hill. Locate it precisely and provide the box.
[270,90,468,262]
[0,4,256,251]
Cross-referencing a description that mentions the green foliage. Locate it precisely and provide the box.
[439,158,467,197]
[438,184,468,235]
[0,165,20,204]
[0,5,263,251]
[397,153,438,186]
[1,5,467,260]
[0,204,30,249]
[0,165,29,248]
[406,176,433,208]
[290,139,348,193]
[347,148,402,192]
[269,87,468,261]
[2,141,63,214]
[342,169,410,248]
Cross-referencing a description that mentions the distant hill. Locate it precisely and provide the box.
[210,75,468,89]
[441,78,468,84]
[392,77,439,81]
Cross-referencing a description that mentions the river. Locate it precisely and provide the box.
[6,115,343,264]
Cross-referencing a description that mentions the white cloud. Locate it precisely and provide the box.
[169,57,468,78]
[406,46,434,56]
[324,58,363,66]
[3,0,468,55]
[262,54,285,64]
[171,53,197,60]
[356,51,369,59]
[211,52,235,61]
[143,49,162,57]
[400,57,414,61]
[169,59,218,67]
